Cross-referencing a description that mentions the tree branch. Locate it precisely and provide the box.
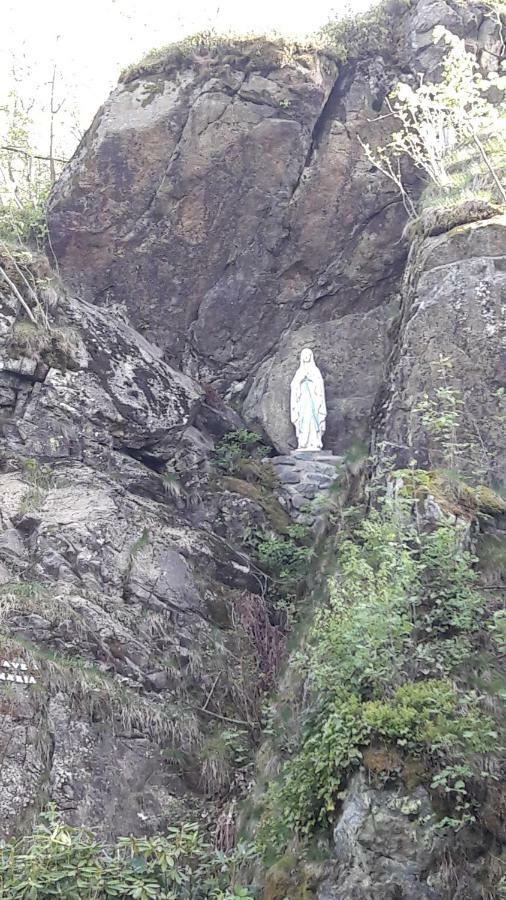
[0,145,68,165]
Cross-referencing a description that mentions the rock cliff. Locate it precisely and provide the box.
[0,0,505,897]
[47,0,501,453]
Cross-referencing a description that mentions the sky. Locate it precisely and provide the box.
[1,0,376,158]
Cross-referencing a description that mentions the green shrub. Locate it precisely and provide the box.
[256,532,311,580]
[0,807,256,898]
[213,429,266,476]
[363,680,497,753]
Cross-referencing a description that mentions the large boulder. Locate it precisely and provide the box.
[47,0,501,442]
[317,772,441,900]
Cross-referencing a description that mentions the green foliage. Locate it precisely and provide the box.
[0,92,55,247]
[363,680,496,753]
[259,693,366,851]
[307,513,415,695]
[415,356,469,470]
[256,530,311,581]
[257,499,497,853]
[0,808,256,899]
[213,429,266,476]
[430,763,477,830]
[488,608,506,653]
[246,524,312,619]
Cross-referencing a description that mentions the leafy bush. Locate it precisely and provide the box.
[363,680,497,753]
[0,90,64,247]
[256,531,311,581]
[0,808,255,899]
[213,429,266,476]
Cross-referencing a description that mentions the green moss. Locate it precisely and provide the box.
[428,473,506,519]
[220,475,291,534]
[398,468,506,520]
[264,861,314,900]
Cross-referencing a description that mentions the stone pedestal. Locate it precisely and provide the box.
[269,451,342,527]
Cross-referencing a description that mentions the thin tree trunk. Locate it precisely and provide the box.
[471,128,506,204]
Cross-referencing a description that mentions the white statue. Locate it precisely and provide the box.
[290,348,326,451]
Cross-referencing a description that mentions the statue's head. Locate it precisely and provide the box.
[300,347,314,366]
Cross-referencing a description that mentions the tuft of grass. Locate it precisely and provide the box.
[119,0,420,87]
[1,631,203,749]
[119,31,328,84]
[6,321,80,372]
[316,0,416,62]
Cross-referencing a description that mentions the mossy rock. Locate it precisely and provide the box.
[264,855,315,900]
[233,457,279,491]
[220,475,291,534]
[429,473,506,520]
[406,200,503,241]
[6,322,81,373]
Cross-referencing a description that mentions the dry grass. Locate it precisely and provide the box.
[6,321,80,371]
[0,630,203,749]
[316,0,415,62]
[120,0,419,85]
[120,31,326,85]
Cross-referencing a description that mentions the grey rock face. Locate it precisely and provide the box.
[2,1,505,889]
[0,264,277,839]
[317,774,442,900]
[377,215,506,485]
[47,1,501,448]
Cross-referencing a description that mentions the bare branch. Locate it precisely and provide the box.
[0,145,68,165]
[0,263,38,325]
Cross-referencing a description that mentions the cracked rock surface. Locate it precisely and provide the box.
[47,0,501,454]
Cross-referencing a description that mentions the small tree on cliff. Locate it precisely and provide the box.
[359,26,506,216]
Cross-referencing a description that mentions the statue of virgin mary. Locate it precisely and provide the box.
[290,348,326,451]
